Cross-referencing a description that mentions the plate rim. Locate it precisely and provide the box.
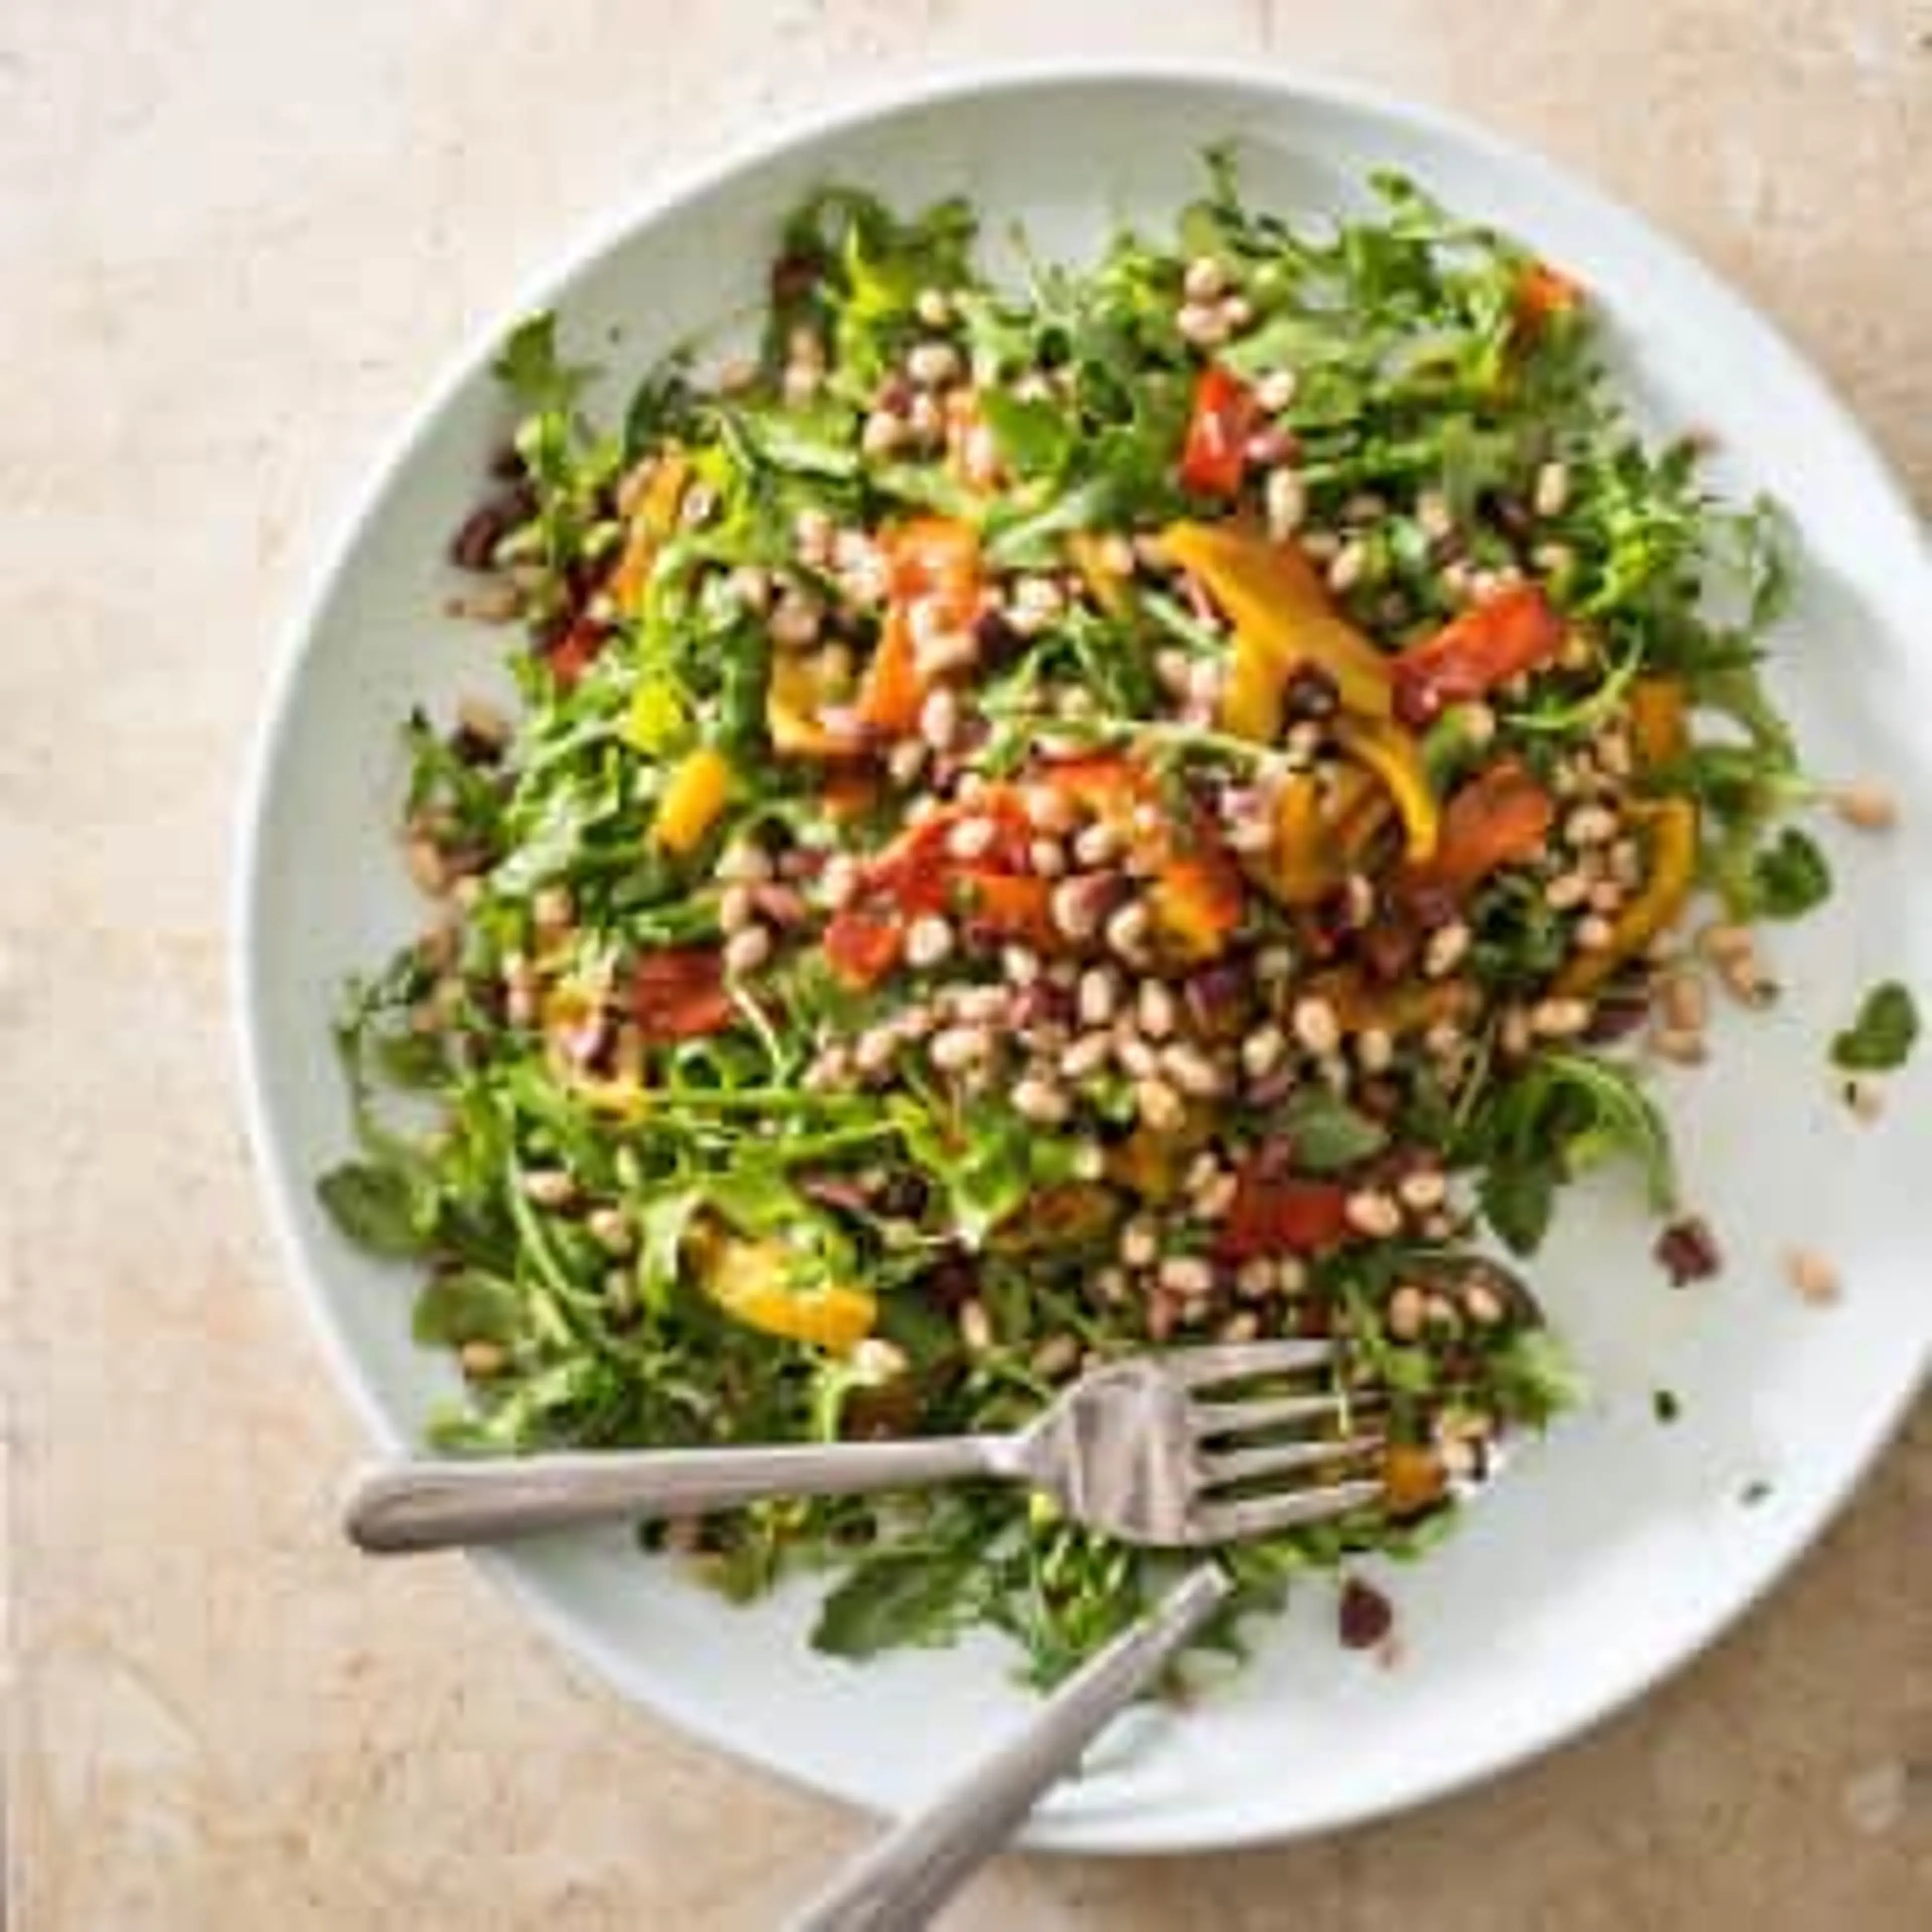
[231,55,1932,1854]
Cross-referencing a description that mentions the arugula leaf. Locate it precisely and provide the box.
[890,1098,1034,1247]
[983,475,1123,568]
[724,399,861,480]
[1750,826,1832,920]
[1831,981,1919,1072]
[812,1541,986,1659]
[1278,1089,1390,1173]
[978,389,1074,477]
[317,1160,430,1259]
[413,1268,523,1346]
[635,1189,704,1311]
[1462,1050,1676,1254]
[622,354,700,458]
[494,312,597,417]
[1489,1328,1587,1427]
[1478,1157,1559,1257]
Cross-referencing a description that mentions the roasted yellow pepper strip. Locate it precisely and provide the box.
[1162,520,1394,731]
[1267,773,1336,906]
[700,1229,877,1353]
[1066,531,1133,615]
[1333,714,1440,863]
[767,649,860,758]
[650,746,733,854]
[1555,797,1700,995]
[1249,765,1390,909]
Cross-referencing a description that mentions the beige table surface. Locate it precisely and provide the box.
[6,2,1931,1925]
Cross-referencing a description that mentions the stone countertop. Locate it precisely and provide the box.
[5,2,1929,1925]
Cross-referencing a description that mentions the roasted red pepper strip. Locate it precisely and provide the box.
[1216,1164,1352,1262]
[545,614,609,690]
[1178,365,1260,498]
[1391,583,1567,729]
[825,791,1036,986]
[628,945,736,1041]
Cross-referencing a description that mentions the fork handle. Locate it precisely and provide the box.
[787,1563,1233,1932]
[344,1436,1020,1554]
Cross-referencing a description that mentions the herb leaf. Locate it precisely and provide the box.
[1461,1051,1676,1254]
[1279,1090,1390,1173]
[1831,981,1920,1072]
[1750,826,1832,920]
[317,1160,429,1259]
[413,1268,522,1346]
[494,312,596,417]
[813,1541,986,1659]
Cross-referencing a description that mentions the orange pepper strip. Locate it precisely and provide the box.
[1554,798,1699,996]
[1383,1443,1449,1517]
[1303,967,1480,1038]
[768,650,863,759]
[1161,521,1394,730]
[854,609,923,735]
[1514,260,1583,340]
[855,517,982,735]
[1247,765,1388,909]
[1040,753,1243,959]
[628,946,737,1043]
[1402,759,1555,900]
[1628,676,1688,768]
[610,454,691,616]
[823,907,903,988]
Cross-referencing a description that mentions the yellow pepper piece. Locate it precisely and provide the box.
[1106,1109,1213,1201]
[1333,715,1440,863]
[650,746,733,854]
[1066,532,1132,615]
[1263,773,1339,907]
[1555,797,1700,995]
[767,650,859,758]
[703,1232,877,1353]
[568,1075,651,1122]
[1383,1443,1449,1518]
[540,981,652,1119]
[1629,676,1688,768]
[1162,520,1394,732]
[1250,765,1391,908]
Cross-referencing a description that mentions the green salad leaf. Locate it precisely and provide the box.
[1832,981,1920,1072]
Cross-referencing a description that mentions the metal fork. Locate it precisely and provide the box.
[787,1562,1234,1932]
[344,1339,1385,1554]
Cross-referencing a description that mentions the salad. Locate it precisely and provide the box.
[320,157,1873,1682]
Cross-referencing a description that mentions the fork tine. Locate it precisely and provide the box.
[1188,1391,1347,1439]
[1188,1476,1385,1543]
[1160,1339,1338,1390]
[1198,1435,1383,1490]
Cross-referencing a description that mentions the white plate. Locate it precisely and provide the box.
[234,64,1932,1851]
